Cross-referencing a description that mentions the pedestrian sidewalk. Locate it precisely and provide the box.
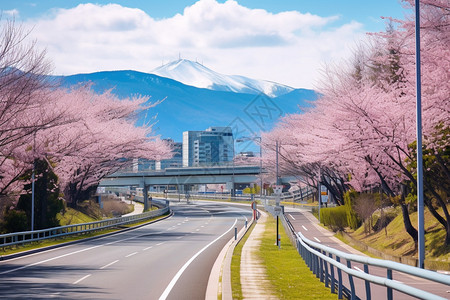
[240,210,278,299]
[206,209,278,300]
[121,200,144,217]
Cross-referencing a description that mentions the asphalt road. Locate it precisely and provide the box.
[0,201,252,299]
[284,208,450,300]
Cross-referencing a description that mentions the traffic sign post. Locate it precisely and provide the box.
[251,200,257,220]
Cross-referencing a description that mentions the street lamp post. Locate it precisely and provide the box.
[235,136,263,198]
[415,0,425,269]
[31,132,36,231]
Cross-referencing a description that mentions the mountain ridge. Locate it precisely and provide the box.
[55,66,318,145]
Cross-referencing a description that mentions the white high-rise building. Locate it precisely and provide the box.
[182,127,234,167]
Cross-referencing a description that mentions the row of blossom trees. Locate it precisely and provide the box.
[262,0,449,245]
[0,20,172,231]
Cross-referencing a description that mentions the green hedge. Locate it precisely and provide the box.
[319,205,348,232]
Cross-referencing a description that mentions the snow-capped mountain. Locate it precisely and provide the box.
[56,68,317,141]
[151,59,294,98]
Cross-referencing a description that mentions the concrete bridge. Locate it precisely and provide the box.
[100,165,261,187]
[99,165,262,209]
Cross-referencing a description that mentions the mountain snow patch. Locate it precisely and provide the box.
[151,59,293,97]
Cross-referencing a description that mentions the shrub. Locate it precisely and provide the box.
[344,190,361,230]
[320,205,348,232]
[2,209,28,233]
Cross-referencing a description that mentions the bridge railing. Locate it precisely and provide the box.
[281,213,450,300]
[0,199,169,249]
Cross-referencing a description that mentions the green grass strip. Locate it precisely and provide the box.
[230,222,255,300]
[258,215,338,299]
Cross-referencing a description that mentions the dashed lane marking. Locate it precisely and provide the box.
[100,260,119,269]
[73,274,91,285]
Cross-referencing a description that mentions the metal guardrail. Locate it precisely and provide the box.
[0,200,170,248]
[282,214,450,300]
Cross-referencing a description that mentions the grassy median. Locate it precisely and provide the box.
[230,222,255,300]
[257,214,337,299]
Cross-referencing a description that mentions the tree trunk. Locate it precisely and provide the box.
[400,184,418,248]
[401,203,418,248]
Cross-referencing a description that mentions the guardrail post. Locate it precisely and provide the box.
[346,260,356,300]
[329,253,336,294]
[387,269,393,300]
[364,264,371,300]
[336,256,343,299]
[319,250,324,282]
[323,250,329,288]
[314,251,319,277]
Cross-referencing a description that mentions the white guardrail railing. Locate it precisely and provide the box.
[0,199,169,249]
[282,212,450,300]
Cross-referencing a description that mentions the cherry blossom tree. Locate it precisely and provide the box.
[263,0,449,244]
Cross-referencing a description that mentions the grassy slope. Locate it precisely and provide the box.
[57,207,97,225]
[348,206,450,263]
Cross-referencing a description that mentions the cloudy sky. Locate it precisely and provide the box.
[1,0,408,89]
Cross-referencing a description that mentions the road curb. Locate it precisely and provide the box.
[206,210,258,299]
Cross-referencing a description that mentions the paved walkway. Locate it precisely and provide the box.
[121,200,144,217]
[240,211,278,299]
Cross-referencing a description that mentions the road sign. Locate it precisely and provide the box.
[273,185,283,195]
[320,185,328,203]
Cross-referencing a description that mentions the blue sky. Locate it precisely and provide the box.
[1,0,409,88]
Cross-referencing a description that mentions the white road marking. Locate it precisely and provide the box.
[73,274,91,284]
[143,246,153,251]
[289,214,295,220]
[159,219,237,300]
[0,230,166,275]
[196,229,200,231]
[302,225,308,231]
[100,260,119,269]
[177,223,182,226]
[314,237,321,243]
[126,252,138,258]
[156,242,164,246]
[176,236,183,239]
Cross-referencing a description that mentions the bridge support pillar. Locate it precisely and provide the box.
[143,184,149,211]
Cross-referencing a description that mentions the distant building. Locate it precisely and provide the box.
[156,139,182,170]
[183,127,234,167]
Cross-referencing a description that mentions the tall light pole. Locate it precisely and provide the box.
[415,0,425,269]
[235,136,263,197]
[276,140,279,186]
[31,131,36,231]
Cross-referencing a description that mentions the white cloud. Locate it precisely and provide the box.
[25,0,365,88]
[4,9,19,17]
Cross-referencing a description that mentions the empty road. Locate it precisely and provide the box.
[0,201,252,299]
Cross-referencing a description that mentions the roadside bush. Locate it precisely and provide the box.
[2,209,28,233]
[344,190,361,230]
[320,205,348,232]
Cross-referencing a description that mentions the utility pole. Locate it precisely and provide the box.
[31,132,36,231]
[415,0,425,269]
